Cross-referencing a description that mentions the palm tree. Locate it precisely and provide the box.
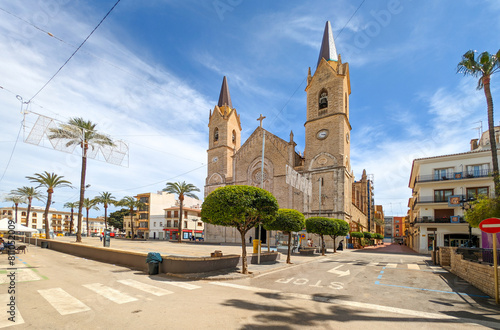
[94,192,116,231]
[117,196,144,239]
[458,50,500,194]
[63,202,78,234]
[11,186,44,228]
[27,172,71,239]
[48,117,114,243]
[80,198,100,237]
[4,195,26,224]
[163,181,200,243]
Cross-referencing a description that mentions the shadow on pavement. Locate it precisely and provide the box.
[219,293,497,329]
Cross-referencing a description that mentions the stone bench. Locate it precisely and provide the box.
[299,248,316,255]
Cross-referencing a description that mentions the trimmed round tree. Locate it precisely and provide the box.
[328,218,349,252]
[305,217,336,256]
[350,231,364,248]
[265,209,305,264]
[201,185,279,274]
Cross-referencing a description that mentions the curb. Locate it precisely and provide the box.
[163,254,328,281]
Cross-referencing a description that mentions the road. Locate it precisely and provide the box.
[1,244,499,329]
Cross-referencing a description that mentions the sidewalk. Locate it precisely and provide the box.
[19,236,329,280]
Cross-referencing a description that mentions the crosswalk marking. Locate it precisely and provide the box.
[38,288,90,315]
[0,294,24,327]
[83,283,138,304]
[161,281,201,290]
[386,263,397,268]
[117,279,173,296]
[210,282,277,293]
[407,264,420,270]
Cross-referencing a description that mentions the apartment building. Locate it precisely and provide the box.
[0,206,106,235]
[123,191,201,239]
[407,129,499,254]
[163,206,203,240]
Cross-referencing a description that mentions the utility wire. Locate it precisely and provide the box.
[28,0,122,103]
[0,120,23,185]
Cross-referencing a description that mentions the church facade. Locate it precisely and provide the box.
[204,21,370,243]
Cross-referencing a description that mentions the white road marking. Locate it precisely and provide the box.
[407,264,420,270]
[83,283,138,304]
[210,282,277,293]
[0,294,24,327]
[38,288,90,315]
[367,262,378,267]
[117,279,173,296]
[386,263,397,268]
[327,265,350,277]
[160,281,201,290]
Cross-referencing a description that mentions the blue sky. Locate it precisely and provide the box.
[0,0,499,217]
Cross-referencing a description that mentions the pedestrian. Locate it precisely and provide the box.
[249,236,252,244]
[100,233,103,242]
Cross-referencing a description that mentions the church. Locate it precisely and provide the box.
[204,21,371,244]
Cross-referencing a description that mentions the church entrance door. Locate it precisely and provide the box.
[255,226,267,244]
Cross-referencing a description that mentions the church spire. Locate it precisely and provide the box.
[217,76,233,109]
[316,21,338,68]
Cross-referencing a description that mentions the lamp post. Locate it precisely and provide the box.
[460,196,475,247]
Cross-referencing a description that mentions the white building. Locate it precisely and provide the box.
[123,191,201,239]
[0,206,107,235]
[407,130,499,254]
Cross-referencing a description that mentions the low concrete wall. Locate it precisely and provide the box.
[161,255,240,274]
[17,236,243,274]
[245,252,280,265]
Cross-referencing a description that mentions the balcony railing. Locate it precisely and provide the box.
[416,169,491,183]
[413,216,466,224]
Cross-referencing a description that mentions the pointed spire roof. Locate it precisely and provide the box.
[316,21,338,68]
[217,76,233,108]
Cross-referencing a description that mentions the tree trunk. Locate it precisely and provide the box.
[86,208,90,237]
[77,145,88,243]
[69,208,74,235]
[286,232,292,264]
[320,234,325,256]
[104,205,108,230]
[44,190,52,239]
[484,76,500,195]
[26,197,32,228]
[14,203,18,224]
[130,208,135,239]
[240,230,248,274]
[178,195,184,243]
[333,235,337,253]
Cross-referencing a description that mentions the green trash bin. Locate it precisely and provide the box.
[148,262,159,275]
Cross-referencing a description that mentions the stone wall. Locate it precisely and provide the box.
[439,247,452,266]
[439,247,499,299]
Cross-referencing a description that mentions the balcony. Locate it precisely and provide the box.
[413,216,467,224]
[416,169,491,183]
[414,195,458,204]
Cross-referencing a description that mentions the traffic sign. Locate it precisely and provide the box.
[479,218,500,234]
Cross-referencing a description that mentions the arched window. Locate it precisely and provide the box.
[319,90,328,109]
[21,211,26,216]
[214,128,219,142]
[232,130,236,143]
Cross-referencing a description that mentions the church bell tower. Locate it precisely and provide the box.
[205,76,242,196]
[303,21,352,220]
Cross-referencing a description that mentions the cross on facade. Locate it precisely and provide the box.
[257,114,266,128]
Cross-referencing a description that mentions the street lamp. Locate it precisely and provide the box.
[460,196,475,247]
